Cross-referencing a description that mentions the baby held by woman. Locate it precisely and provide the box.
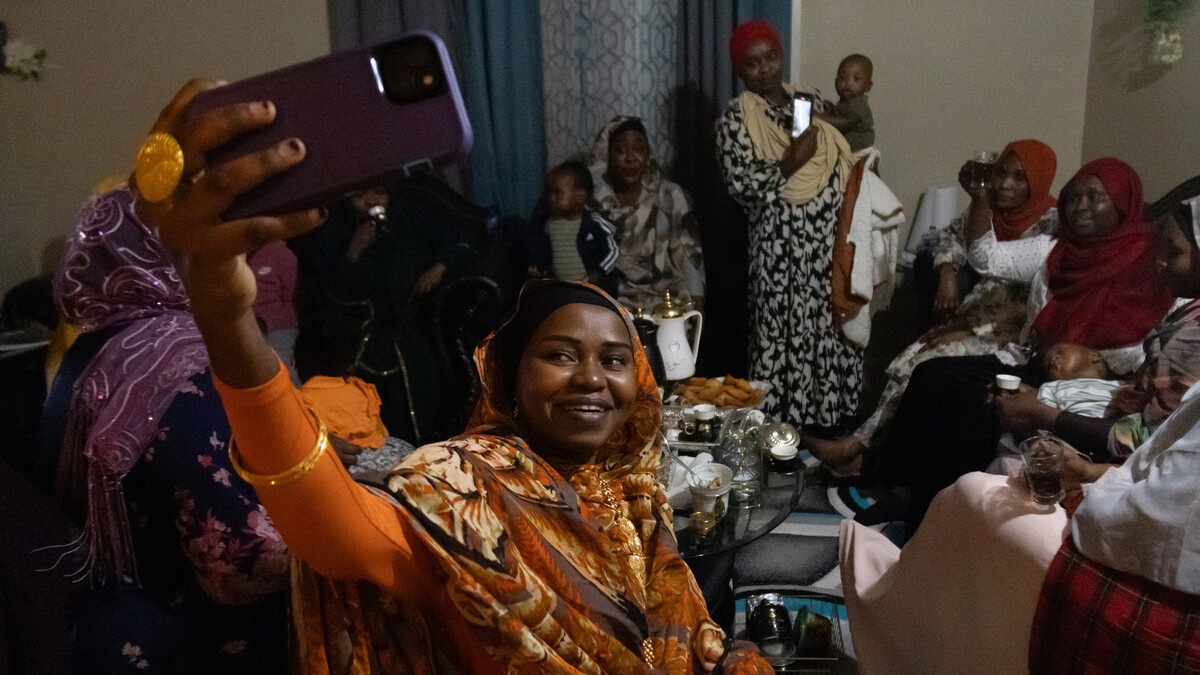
[1034,342,1120,418]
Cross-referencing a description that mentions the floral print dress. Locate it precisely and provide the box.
[72,371,290,674]
[846,209,1060,445]
[717,96,862,427]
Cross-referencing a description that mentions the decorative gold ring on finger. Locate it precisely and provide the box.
[134,131,184,203]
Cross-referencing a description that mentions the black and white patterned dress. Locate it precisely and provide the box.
[716,97,862,427]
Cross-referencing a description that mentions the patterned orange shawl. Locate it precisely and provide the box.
[293,281,769,674]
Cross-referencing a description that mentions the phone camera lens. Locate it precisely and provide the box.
[375,36,447,104]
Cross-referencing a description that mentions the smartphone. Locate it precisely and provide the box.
[792,93,813,138]
[187,32,472,219]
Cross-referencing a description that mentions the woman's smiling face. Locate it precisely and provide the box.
[514,303,638,464]
[1062,175,1121,239]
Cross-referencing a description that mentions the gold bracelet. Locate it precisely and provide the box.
[229,419,329,487]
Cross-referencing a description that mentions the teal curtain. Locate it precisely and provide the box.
[459,0,546,218]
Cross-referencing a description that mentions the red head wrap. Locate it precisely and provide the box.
[729,20,783,72]
[992,139,1058,241]
[1033,158,1175,350]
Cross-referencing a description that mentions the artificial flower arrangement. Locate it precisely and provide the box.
[1,21,48,80]
[1145,0,1193,64]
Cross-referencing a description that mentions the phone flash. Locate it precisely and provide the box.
[369,57,385,94]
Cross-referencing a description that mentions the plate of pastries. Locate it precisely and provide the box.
[669,376,767,409]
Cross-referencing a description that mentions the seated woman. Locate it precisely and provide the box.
[128,80,768,674]
[590,116,706,312]
[880,159,1176,532]
[992,197,1200,460]
[44,190,290,673]
[807,139,1059,474]
[838,187,1200,674]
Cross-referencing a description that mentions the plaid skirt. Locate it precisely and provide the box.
[1029,537,1200,674]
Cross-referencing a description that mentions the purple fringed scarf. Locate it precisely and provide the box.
[53,188,209,583]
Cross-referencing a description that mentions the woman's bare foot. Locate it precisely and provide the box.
[802,434,866,474]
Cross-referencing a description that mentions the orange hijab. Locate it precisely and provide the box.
[294,281,766,673]
[992,139,1058,241]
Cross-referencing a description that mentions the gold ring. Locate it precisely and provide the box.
[134,131,184,202]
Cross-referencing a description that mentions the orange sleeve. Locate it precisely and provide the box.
[217,363,503,673]
[214,362,416,595]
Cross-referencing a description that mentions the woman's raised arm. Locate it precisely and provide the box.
[132,80,418,593]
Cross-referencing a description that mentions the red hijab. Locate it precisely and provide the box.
[1033,158,1175,350]
[993,139,1058,241]
[729,20,782,72]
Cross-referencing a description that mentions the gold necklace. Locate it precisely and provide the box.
[600,477,657,665]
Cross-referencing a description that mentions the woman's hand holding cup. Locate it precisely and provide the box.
[989,379,1061,434]
[957,157,991,201]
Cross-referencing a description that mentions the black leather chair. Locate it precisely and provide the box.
[431,276,507,437]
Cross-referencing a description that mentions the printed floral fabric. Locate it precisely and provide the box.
[851,209,1060,445]
[72,371,290,673]
[717,95,862,427]
[50,188,290,673]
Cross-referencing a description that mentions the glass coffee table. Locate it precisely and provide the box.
[673,470,803,559]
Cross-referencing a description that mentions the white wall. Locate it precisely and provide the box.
[0,1,329,294]
[1082,0,1200,200]
[797,1,1095,242]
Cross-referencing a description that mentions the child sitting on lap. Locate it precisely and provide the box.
[816,53,875,154]
[525,160,620,296]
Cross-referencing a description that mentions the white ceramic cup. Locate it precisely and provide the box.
[995,374,1021,391]
[687,463,733,514]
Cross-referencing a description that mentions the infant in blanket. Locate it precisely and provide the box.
[1037,342,1120,418]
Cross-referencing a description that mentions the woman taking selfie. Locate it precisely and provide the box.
[129,79,769,674]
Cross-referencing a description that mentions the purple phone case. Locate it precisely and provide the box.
[187,32,473,219]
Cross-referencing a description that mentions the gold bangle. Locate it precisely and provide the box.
[229,419,329,487]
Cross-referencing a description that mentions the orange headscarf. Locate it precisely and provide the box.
[992,139,1058,241]
[295,280,761,673]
